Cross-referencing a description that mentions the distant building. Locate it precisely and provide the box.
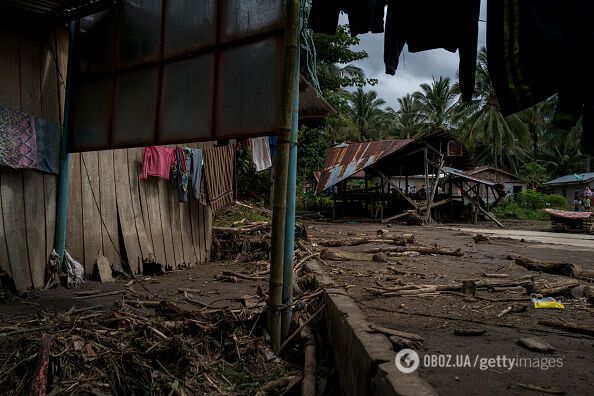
[464,166,526,196]
[543,173,594,203]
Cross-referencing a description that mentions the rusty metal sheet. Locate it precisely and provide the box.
[316,140,413,193]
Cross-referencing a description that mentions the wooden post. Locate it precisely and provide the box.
[425,155,444,223]
[424,146,430,214]
[457,181,504,227]
[268,0,300,352]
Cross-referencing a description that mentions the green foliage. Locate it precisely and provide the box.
[298,126,330,184]
[518,162,549,189]
[213,205,270,227]
[492,190,569,221]
[299,192,333,210]
[235,145,271,203]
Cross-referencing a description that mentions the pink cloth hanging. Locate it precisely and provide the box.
[140,146,175,180]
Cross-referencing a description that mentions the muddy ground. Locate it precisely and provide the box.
[308,220,594,396]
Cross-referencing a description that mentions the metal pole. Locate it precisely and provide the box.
[53,21,77,262]
[281,46,300,341]
[268,0,300,352]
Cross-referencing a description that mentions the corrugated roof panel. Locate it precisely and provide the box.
[316,139,413,193]
[544,172,594,185]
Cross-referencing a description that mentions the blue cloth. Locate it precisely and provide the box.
[191,148,203,201]
[268,136,277,158]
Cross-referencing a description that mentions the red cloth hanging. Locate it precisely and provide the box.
[140,146,175,180]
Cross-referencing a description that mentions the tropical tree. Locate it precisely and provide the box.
[395,94,423,138]
[348,88,390,141]
[456,48,532,172]
[413,76,459,134]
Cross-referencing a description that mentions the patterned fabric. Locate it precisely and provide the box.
[544,208,593,220]
[203,145,236,213]
[171,147,192,202]
[0,106,60,174]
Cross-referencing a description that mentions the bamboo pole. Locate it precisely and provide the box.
[425,155,444,223]
[268,0,300,352]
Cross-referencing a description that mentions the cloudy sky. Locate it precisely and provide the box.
[337,2,487,108]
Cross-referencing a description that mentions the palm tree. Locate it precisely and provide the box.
[395,94,423,138]
[456,48,532,172]
[348,88,388,141]
[413,76,459,134]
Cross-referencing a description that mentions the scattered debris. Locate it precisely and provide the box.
[496,303,527,318]
[515,257,594,281]
[363,246,464,257]
[473,234,491,244]
[538,319,594,337]
[518,383,565,395]
[453,328,486,336]
[518,337,556,353]
[372,252,389,263]
[95,255,114,283]
[532,297,565,309]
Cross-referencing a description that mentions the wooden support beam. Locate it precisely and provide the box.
[456,181,504,227]
[425,155,444,223]
[374,168,419,210]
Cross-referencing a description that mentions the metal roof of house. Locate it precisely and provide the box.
[299,76,336,118]
[464,165,519,180]
[0,0,114,20]
[315,139,414,193]
[543,172,594,186]
[443,166,503,188]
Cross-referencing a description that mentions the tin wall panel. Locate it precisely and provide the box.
[164,0,216,57]
[112,69,158,147]
[71,78,111,150]
[118,0,162,68]
[216,37,281,137]
[159,54,214,142]
[221,0,284,43]
[78,10,115,74]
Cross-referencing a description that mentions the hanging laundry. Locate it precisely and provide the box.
[251,137,272,172]
[0,106,60,174]
[171,147,191,202]
[384,0,480,102]
[203,145,236,213]
[140,146,175,180]
[308,0,343,35]
[268,136,277,159]
[348,0,386,36]
[487,0,594,154]
[191,148,203,201]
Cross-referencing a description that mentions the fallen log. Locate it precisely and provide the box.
[527,278,580,296]
[538,319,594,337]
[221,270,266,281]
[369,324,424,342]
[515,257,594,281]
[301,326,316,396]
[364,246,464,256]
[213,223,270,234]
[29,333,52,396]
[317,236,411,247]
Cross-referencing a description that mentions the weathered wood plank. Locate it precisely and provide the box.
[81,151,102,276]
[144,178,166,266]
[0,30,20,280]
[98,150,121,270]
[158,178,175,268]
[114,149,143,274]
[66,154,83,261]
[43,175,57,263]
[23,170,46,288]
[179,200,195,266]
[55,27,68,122]
[169,190,183,268]
[20,36,46,288]
[0,172,13,278]
[189,195,203,263]
[127,148,152,264]
[203,203,213,262]
[1,168,33,290]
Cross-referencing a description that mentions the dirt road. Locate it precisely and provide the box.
[308,221,594,395]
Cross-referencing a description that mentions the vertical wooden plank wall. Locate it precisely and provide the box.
[66,146,212,275]
[0,28,65,291]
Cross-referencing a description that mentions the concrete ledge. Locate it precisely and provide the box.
[305,261,436,396]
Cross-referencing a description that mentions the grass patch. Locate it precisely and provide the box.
[492,191,570,221]
[213,204,270,227]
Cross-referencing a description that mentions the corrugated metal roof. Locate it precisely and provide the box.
[0,0,114,20]
[299,76,336,118]
[544,172,594,186]
[315,139,413,193]
[465,165,518,180]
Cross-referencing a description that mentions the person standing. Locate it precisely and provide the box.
[584,186,593,212]
[574,189,581,212]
